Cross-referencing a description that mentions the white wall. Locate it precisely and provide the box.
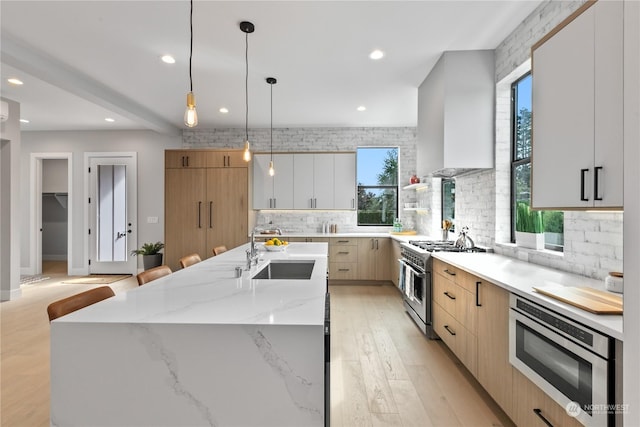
[42,158,68,193]
[0,98,21,300]
[20,130,181,274]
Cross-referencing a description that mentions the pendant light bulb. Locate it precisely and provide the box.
[243,140,251,162]
[184,92,198,127]
[268,160,275,176]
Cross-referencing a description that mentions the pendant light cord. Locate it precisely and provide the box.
[270,82,273,160]
[189,0,193,92]
[245,31,249,141]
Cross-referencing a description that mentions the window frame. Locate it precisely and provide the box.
[511,72,532,243]
[441,178,455,233]
[356,147,399,227]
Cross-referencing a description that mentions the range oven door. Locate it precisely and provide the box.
[509,302,612,427]
[400,259,430,328]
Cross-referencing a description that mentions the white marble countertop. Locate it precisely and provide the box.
[257,231,431,244]
[55,242,328,326]
[431,252,623,341]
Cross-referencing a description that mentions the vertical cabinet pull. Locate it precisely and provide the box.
[351,198,355,209]
[182,156,186,167]
[209,201,213,228]
[475,281,482,306]
[371,239,375,250]
[197,201,202,228]
[533,409,554,427]
[375,239,379,250]
[185,156,189,167]
[580,168,590,201]
[594,166,603,201]
[273,198,276,209]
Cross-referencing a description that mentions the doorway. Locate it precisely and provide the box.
[30,153,73,276]
[86,153,137,275]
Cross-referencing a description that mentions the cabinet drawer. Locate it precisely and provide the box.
[433,259,461,281]
[329,263,357,280]
[434,273,461,318]
[330,246,357,262]
[330,237,357,246]
[433,303,459,353]
[165,150,207,168]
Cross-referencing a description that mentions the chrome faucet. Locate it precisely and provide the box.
[246,228,259,270]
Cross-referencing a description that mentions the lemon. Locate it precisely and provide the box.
[265,240,274,246]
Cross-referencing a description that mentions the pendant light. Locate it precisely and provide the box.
[266,77,277,176]
[184,0,197,127]
[240,21,254,162]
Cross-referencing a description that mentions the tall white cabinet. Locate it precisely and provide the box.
[253,152,356,210]
[531,0,623,209]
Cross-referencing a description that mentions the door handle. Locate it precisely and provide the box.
[476,281,482,307]
[198,201,202,228]
[594,166,603,201]
[209,201,213,228]
[580,168,590,201]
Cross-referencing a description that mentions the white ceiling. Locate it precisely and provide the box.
[1,1,542,134]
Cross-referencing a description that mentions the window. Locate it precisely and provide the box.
[511,73,563,251]
[357,147,398,226]
[441,179,455,233]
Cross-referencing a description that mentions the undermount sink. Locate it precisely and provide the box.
[252,260,315,280]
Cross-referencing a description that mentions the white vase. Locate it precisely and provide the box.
[515,231,545,250]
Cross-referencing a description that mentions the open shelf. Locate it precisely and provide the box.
[402,183,428,191]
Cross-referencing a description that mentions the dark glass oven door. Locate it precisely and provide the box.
[509,309,610,426]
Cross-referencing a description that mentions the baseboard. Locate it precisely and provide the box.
[21,267,35,276]
[1,288,22,301]
[68,267,88,276]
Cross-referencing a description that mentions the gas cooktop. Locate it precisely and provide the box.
[408,240,487,253]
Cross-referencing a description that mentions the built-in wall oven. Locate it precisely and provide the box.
[509,294,620,427]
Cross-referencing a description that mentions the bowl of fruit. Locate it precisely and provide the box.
[263,237,289,251]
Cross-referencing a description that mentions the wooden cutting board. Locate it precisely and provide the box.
[389,230,417,235]
[533,286,623,314]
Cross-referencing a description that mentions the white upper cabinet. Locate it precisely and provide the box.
[531,0,623,209]
[254,152,356,210]
[334,153,357,209]
[252,154,294,209]
[416,50,495,178]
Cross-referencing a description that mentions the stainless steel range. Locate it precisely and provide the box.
[399,239,486,339]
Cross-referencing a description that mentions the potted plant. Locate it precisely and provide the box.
[515,202,544,250]
[131,241,165,270]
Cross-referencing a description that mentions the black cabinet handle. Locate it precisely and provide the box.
[198,201,202,228]
[185,156,189,167]
[594,166,603,201]
[444,291,456,300]
[580,168,589,201]
[182,156,185,167]
[444,325,456,336]
[209,201,213,228]
[371,239,375,250]
[375,239,379,250]
[338,251,350,255]
[444,269,456,276]
[338,268,350,272]
[533,409,553,427]
[337,240,349,243]
[476,281,482,307]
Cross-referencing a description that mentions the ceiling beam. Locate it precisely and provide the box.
[1,32,180,136]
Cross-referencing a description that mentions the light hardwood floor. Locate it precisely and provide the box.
[1,274,514,427]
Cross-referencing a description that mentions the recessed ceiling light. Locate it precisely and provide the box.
[161,55,176,64]
[105,117,115,122]
[19,118,30,123]
[357,106,366,112]
[7,78,23,85]
[369,50,384,60]
[219,107,229,114]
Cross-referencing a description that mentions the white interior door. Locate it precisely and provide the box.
[88,155,137,274]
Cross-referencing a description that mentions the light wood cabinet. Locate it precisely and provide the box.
[165,150,248,271]
[356,237,390,281]
[476,276,513,417]
[512,369,583,427]
[532,0,623,209]
[329,237,357,280]
[165,150,207,169]
[253,154,294,209]
[206,151,247,168]
[432,259,478,376]
[390,239,401,287]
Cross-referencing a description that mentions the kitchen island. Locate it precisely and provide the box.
[50,243,328,427]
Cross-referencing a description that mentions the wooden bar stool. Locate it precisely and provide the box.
[47,286,115,322]
[179,253,202,269]
[212,246,228,256]
[136,265,172,286]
